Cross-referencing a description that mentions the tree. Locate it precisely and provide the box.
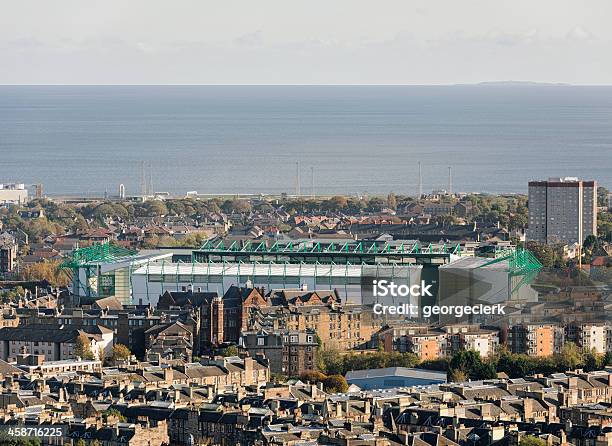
[98,346,106,365]
[222,199,251,214]
[299,371,327,384]
[598,211,612,243]
[112,344,131,362]
[366,197,386,212]
[525,241,556,268]
[221,345,239,357]
[143,200,167,217]
[256,203,274,213]
[103,408,126,422]
[0,439,41,446]
[71,214,89,232]
[323,196,348,211]
[74,333,95,360]
[449,350,496,381]
[20,260,71,287]
[92,203,118,219]
[448,369,468,383]
[323,375,348,393]
[556,342,584,371]
[519,435,546,446]
[583,349,603,372]
[583,234,600,261]
[387,193,397,210]
[317,348,343,375]
[597,186,610,207]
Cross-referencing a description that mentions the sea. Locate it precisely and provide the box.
[0,85,610,197]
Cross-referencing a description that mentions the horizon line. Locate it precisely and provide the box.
[2,82,612,87]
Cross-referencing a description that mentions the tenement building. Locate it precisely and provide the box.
[240,328,319,375]
[157,286,382,352]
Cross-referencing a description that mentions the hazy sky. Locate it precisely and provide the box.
[1,0,610,84]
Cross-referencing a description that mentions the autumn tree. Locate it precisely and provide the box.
[299,371,327,384]
[323,375,349,393]
[74,333,95,360]
[112,344,131,362]
[20,260,70,287]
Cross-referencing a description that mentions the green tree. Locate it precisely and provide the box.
[598,211,612,242]
[270,372,288,383]
[519,435,546,446]
[144,200,168,216]
[103,408,126,422]
[317,348,343,375]
[222,199,251,214]
[92,203,118,219]
[449,350,496,381]
[583,349,603,372]
[556,342,584,371]
[366,197,386,212]
[221,345,239,357]
[0,437,42,446]
[525,241,556,268]
[323,375,349,393]
[323,196,348,211]
[597,186,610,207]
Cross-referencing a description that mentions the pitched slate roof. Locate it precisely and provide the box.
[0,325,80,343]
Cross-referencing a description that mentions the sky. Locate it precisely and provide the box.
[1,0,610,85]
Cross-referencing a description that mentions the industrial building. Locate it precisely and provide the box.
[345,367,447,390]
[0,183,28,205]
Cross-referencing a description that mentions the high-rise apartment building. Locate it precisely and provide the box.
[0,233,18,274]
[527,177,597,245]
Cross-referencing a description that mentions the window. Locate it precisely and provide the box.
[257,337,265,346]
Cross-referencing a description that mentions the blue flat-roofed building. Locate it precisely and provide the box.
[345,367,447,390]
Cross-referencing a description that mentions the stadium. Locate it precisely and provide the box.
[61,240,541,311]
